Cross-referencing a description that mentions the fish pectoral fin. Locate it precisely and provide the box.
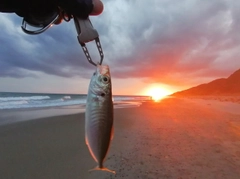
[89,166,116,174]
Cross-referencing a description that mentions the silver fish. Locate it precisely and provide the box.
[85,64,115,174]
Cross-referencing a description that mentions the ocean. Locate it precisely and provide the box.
[0,92,151,110]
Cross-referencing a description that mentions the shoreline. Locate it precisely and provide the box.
[0,101,145,126]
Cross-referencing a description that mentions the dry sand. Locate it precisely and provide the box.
[0,97,240,179]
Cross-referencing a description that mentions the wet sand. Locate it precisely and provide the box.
[0,97,240,179]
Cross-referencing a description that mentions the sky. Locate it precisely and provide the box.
[0,0,240,95]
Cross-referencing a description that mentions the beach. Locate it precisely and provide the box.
[0,97,240,179]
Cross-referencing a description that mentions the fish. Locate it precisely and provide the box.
[85,64,115,174]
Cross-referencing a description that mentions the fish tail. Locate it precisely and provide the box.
[89,166,116,174]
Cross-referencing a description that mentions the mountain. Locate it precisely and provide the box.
[172,69,240,96]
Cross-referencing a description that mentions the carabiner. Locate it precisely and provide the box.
[74,17,104,66]
[21,10,60,35]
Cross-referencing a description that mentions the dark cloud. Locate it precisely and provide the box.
[1,0,240,89]
[104,0,240,86]
[0,13,96,78]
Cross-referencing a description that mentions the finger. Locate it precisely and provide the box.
[90,0,103,15]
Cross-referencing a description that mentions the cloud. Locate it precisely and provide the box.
[0,13,95,79]
[1,0,240,89]
[97,0,240,86]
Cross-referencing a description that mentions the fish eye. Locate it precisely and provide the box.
[103,77,108,82]
[102,76,109,83]
[100,93,105,97]
[93,72,96,76]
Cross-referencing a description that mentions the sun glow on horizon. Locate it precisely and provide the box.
[145,86,172,101]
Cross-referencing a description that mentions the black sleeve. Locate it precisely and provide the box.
[59,0,93,19]
[0,0,58,18]
[0,0,93,18]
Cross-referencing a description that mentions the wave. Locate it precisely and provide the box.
[0,100,28,105]
[62,96,71,100]
[0,96,50,102]
[0,98,86,110]
[113,96,151,101]
[0,93,149,110]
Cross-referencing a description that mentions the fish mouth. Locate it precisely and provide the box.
[97,65,110,76]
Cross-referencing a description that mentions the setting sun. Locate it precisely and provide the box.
[145,86,172,101]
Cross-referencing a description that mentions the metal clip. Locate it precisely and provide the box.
[74,17,104,66]
[21,11,59,35]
